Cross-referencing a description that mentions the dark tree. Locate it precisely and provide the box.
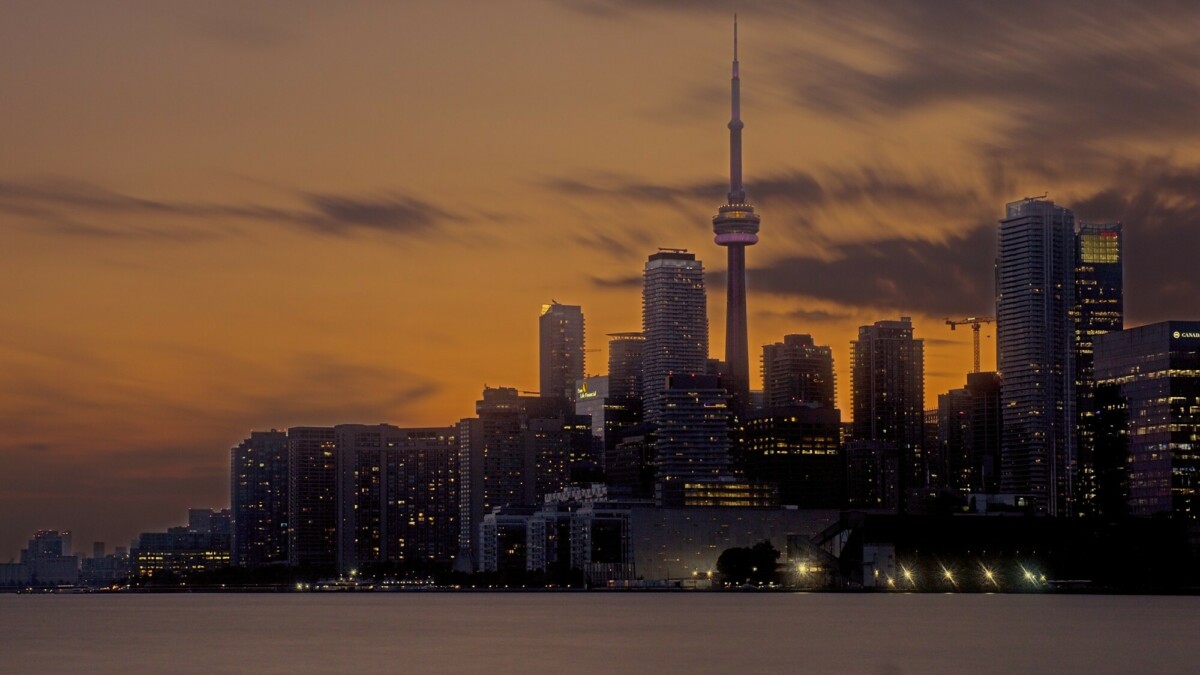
[717,540,781,586]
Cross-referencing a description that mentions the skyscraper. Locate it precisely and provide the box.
[456,387,592,566]
[333,424,459,574]
[1074,222,1123,513]
[539,302,585,400]
[655,373,731,500]
[996,198,1076,515]
[712,17,760,415]
[607,332,645,399]
[934,372,1001,497]
[761,334,836,408]
[851,317,925,509]
[642,249,708,424]
[230,430,289,567]
[1094,322,1200,519]
[287,426,337,568]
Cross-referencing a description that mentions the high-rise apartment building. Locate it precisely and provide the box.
[642,250,708,424]
[540,302,585,400]
[1094,322,1200,519]
[851,317,925,508]
[230,430,289,567]
[334,424,458,574]
[996,198,1077,515]
[287,426,337,568]
[655,373,731,503]
[607,332,645,399]
[743,405,842,508]
[934,372,1002,497]
[762,334,836,408]
[456,387,592,566]
[1074,222,1124,513]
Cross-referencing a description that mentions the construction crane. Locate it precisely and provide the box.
[945,316,996,374]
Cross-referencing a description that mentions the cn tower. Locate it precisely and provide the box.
[712,16,759,414]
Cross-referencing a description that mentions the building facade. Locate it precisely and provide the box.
[539,302,585,400]
[996,197,1077,515]
[1074,222,1124,514]
[851,317,925,509]
[287,426,338,568]
[642,250,708,424]
[1094,322,1200,519]
[762,334,836,409]
[230,430,289,567]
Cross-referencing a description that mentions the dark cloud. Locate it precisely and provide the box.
[0,178,461,240]
[589,273,642,290]
[548,166,985,220]
[565,1,1200,161]
[1070,160,1200,322]
[747,225,997,316]
[301,192,457,236]
[758,308,852,323]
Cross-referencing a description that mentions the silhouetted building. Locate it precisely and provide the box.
[1094,322,1200,519]
[607,332,645,399]
[0,530,80,587]
[456,387,592,567]
[1074,222,1124,514]
[937,372,1004,497]
[654,373,731,506]
[231,430,289,567]
[287,426,337,568]
[334,424,459,575]
[132,510,231,580]
[540,302,585,400]
[997,197,1077,515]
[642,250,708,424]
[743,405,843,508]
[762,334,835,408]
[845,441,900,510]
[851,317,925,509]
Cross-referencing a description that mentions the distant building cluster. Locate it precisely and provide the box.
[9,31,1198,591]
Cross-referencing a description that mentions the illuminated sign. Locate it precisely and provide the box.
[1173,331,1200,339]
[577,380,599,399]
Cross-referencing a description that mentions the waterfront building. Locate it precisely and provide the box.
[334,424,459,575]
[230,429,289,567]
[287,426,337,568]
[131,511,231,580]
[456,387,592,567]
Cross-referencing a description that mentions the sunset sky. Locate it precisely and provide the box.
[3,1,1199,558]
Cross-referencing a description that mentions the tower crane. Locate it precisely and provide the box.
[945,316,995,374]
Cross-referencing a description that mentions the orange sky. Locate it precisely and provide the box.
[2,1,1198,557]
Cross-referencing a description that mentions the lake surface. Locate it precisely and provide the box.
[2,593,1196,673]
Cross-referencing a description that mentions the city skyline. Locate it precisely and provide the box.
[3,2,1200,558]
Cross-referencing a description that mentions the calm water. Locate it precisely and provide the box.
[2,593,1197,673]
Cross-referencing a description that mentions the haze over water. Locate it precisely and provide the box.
[2,594,1196,673]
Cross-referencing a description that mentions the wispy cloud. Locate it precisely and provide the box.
[0,178,463,241]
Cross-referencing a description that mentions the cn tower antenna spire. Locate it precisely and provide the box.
[728,14,744,203]
[713,15,759,419]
